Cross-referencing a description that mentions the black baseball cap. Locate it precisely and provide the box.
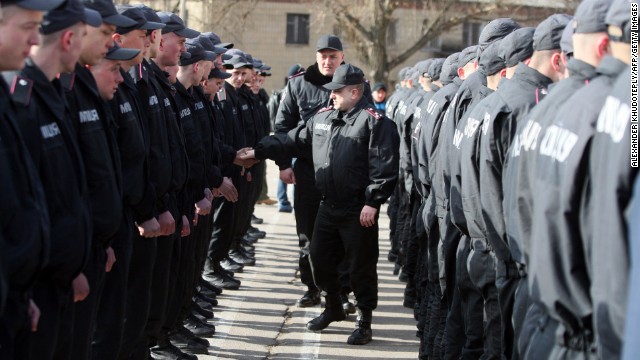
[606,0,636,43]
[105,41,140,61]
[83,0,137,27]
[201,32,233,49]
[533,14,572,51]
[223,49,253,69]
[115,5,164,34]
[479,18,520,52]
[574,0,611,34]
[478,40,505,76]
[132,4,163,24]
[41,0,102,35]
[316,35,343,51]
[372,82,387,92]
[500,27,535,67]
[560,22,574,56]
[4,0,64,11]
[440,52,460,85]
[180,39,216,66]
[156,11,199,38]
[428,58,446,80]
[323,64,364,90]
[459,45,479,67]
[415,59,433,77]
[195,35,227,55]
[207,67,231,80]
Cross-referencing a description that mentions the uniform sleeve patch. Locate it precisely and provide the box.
[9,75,33,106]
[366,107,382,120]
[318,106,333,113]
[288,71,305,79]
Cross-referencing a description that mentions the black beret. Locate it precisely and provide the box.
[500,27,535,67]
[533,14,573,51]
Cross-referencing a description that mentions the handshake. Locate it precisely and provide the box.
[233,147,259,168]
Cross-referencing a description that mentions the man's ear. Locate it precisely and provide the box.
[112,33,123,46]
[597,35,610,58]
[61,29,74,51]
[551,52,562,73]
[500,68,507,78]
[457,67,465,79]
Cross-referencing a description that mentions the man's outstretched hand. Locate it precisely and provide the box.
[234,148,259,168]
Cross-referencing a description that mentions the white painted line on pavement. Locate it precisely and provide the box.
[300,307,322,359]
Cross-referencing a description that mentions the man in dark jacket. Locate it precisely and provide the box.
[274,35,349,309]
[0,0,74,357]
[246,64,399,345]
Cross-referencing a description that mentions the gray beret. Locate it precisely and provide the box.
[574,0,611,34]
[479,18,521,52]
[427,58,445,80]
[459,45,479,67]
[560,22,574,55]
[479,40,506,76]
[533,14,573,51]
[440,52,460,85]
[606,0,637,43]
[500,27,535,67]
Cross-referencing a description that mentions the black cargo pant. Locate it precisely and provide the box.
[293,159,321,290]
[92,209,137,360]
[70,242,108,360]
[467,239,501,360]
[309,200,379,311]
[207,170,241,265]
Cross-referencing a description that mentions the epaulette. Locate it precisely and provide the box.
[366,107,382,120]
[5,72,33,106]
[288,70,305,79]
[58,72,75,91]
[317,106,333,113]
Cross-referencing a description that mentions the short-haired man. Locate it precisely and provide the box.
[0,1,67,357]
[246,64,399,345]
[274,35,350,309]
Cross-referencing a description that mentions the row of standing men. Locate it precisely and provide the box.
[384,0,637,359]
[0,0,272,359]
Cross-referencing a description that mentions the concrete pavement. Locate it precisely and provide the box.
[199,161,419,359]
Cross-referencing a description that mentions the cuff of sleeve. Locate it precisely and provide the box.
[365,200,382,210]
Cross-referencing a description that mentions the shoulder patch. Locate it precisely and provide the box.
[366,107,382,120]
[9,75,33,106]
[317,106,333,113]
[288,70,305,79]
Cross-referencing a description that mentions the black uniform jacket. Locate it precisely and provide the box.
[65,63,122,247]
[528,55,627,337]
[0,75,49,292]
[256,96,399,209]
[503,59,598,267]
[11,60,91,283]
[130,59,172,214]
[479,63,553,263]
[112,69,155,223]
[584,66,634,359]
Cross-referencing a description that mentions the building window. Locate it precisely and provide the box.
[286,13,310,45]
[463,22,482,47]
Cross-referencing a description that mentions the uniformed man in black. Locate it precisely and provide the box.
[503,1,610,356]
[584,2,636,356]
[0,0,69,357]
[528,1,631,357]
[414,51,459,360]
[274,35,355,310]
[145,10,197,360]
[88,6,165,360]
[478,13,571,359]
[247,63,399,345]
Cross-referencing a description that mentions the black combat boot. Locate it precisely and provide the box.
[347,308,372,345]
[306,294,346,331]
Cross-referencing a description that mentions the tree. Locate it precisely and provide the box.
[320,0,571,84]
